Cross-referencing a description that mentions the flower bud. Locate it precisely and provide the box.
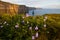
[35,32,38,38]
[32,36,35,40]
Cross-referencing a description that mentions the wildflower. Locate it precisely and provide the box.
[22,20,24,23]
[21,20,25,25]
[3,21,7,24]
[32,36,35,40]
[0,26,3,28]
[35,26,38,31]
[47,31,49,33]
[26,13,30,17]
[15,24,19,28]
[27,21,29,24]
[44,19,46,22]
[44,24,46,27]
[22,16,25,19]
[29,27,32,30]
[35,32,38,38]
[21,20,25,24]
[44,16,48,19]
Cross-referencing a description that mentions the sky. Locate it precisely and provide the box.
[1,0,60,9]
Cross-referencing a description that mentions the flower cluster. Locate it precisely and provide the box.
[15,23,19,28]
[35,26,38,31]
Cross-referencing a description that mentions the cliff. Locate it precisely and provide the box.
[0,1,28,15]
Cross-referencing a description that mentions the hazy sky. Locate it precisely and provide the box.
[1,0,60,8]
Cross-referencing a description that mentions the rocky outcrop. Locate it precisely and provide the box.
[28,7,36,10]
[18,5,29,14]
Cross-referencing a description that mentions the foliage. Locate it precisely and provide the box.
[0,14,60,40]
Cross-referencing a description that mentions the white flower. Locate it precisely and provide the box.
[4,21,7,24]
[35,32,38,38]
[22,16,25,19]
[47,31,49,33]
[44,19,46,22]
[0,26,3,28]
[26,13,30,17]
[44,24,46,27]
[21,20,25,24]
[27,21,29,24]
[22,20,24,23]
[29,27,32,30]
[45,16,48,19]
[32,36,35,40]
[15,24,19,28]
[35,26,38,30]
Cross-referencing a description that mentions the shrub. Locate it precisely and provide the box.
[0,14,60,40]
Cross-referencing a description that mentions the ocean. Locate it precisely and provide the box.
[29,9,60,15]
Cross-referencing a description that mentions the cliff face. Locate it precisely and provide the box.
[18,5,28,14]
[0,1,28,15]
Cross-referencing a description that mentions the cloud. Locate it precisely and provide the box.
[1,0,60,8]
[44,4,60,9]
